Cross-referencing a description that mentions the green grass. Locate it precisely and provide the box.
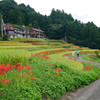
[49,51,83,70]
[9,38,47,42]
[0,41,32,46]
[0,56,100,100]
[82,55,100,63]
[0,40,100,100]
[0,50,30,65]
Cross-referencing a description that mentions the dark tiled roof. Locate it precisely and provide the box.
[30,32,46,36]
[31,28,44,32]
[5,23,15,30]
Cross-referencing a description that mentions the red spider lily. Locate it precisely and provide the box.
[11,65,16,68]
[54,68,62,72]
[26,65,30,68]
[27,68,32,70]
[0,72,3,75]
[5,80,10,84]
[68,57,73,60]
[1,79,5,82]
[29,72,33,75]
[86,66,90,70]
[31,78,35,80]
[44,51,47,54]
[81,62,84,64]
[0,64,5,67]
[6,65,11,71]
[42,55,46,58]
[74,59,77,61]
[55,68,59,71]
[19,65,23,68]
[0,66,10,72]
[17,67,24,71]
[1,79,10,83]
[50,64,53,67]
[58,69,62,72]
[16,62,21,65]
[93,55,96,57]
[56,73,59,76]
[45,56,49,59]
[6,64,10,68]
[24,73,28,75]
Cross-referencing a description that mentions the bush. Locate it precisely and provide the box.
[94,51,100,58]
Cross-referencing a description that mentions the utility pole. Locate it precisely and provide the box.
[39,31,40,38]
[2,16,6,35]
[65,32,67,42]
[1,14,3,37]
[1,14,6,37]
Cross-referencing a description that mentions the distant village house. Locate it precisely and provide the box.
[29,28,46,39]
[4,23,46,39]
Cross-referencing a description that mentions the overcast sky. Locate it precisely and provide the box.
[14,0,100,27]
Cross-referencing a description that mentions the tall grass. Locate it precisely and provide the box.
[0,50,30,65]
[0,41,32,46]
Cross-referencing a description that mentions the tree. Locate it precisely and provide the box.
[33,20,39,28]
[0,14,1,37]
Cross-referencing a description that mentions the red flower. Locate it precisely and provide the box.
[24,73,28,75]
[58,70,62,72]
[1,79,5,82]
[26,65,30,68]
[56,74,59,76]
[11,65,16,68]
[0,72,3,75]
[5,80,10,84]
[55,68,59,71]
[17,67,24,71]
[16,62,20,65]
[27,68,32,70]
[31,78,35,80]
[0,93,2,96]
[29,72,33,75]
[74,59,76,61]
[1,79,10,83]
[50,64,53,67]
[54,68,62,72]
[81,62,84,64]
[6,64,10,68]
[86,66,90,70]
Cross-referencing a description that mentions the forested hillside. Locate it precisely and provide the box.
[0,0,100,49]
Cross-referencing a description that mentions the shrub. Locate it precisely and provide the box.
[94,51,100,58]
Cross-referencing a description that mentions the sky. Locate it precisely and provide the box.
[14,0,100,27]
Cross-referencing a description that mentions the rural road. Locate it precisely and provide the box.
[61,55,100,100]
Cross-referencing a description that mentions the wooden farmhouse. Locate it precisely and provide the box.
[29,28,46,39]
[4,23,46,39]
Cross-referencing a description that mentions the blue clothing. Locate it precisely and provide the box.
[77,51,79,57]
[77,51,79,54]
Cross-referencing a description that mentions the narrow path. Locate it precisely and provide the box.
[65,55,100,100]
[72,55,100,67]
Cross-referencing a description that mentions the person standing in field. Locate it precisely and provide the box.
[72,50,75,56]
[77,50,79,57]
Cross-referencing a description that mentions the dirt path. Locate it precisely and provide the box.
[60,55,100,100]
[72,55,100,67]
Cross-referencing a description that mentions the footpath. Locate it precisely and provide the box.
[60,55,100,100]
